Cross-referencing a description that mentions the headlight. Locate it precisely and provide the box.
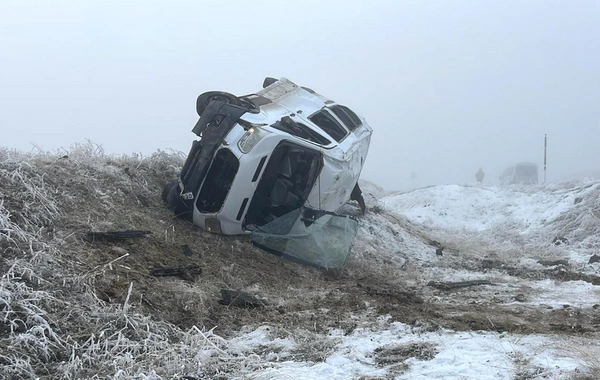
[205,218,222,233]
[238,126,270,153]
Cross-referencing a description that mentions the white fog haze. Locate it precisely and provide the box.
[1,0,599,190]
[4,3,600,378]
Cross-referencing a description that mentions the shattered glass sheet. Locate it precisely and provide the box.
[251,208,359,269]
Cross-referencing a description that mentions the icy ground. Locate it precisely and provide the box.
[222,181,600,379]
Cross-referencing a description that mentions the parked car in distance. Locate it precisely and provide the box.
[500,162,538,185]
[162,77,373,235]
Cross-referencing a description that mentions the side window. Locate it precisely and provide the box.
[270,116,331,145]
[308,110,349,142]
[330,105,362,131]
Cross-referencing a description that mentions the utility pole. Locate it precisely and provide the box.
[410,171,417,189]
[543,134,547,183]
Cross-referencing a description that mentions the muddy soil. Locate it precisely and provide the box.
[80,203,600,342]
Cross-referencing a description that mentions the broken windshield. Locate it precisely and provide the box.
[251,208,359,269]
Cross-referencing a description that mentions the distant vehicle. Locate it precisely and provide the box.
[500,162,538,185]
[163,77,372,230]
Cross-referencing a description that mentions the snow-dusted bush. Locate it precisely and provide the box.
[546,182,600,249]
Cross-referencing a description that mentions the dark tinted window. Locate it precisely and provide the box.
[196,149,239,212]
[271,116,331,145]
[244,142,322,228]
[330,105,362,131]
[309,110,349,142]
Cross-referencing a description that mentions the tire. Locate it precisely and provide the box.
[161,180,178,203]
[196,91,260,116]
[196,91,238,116]
[162,180,192,219]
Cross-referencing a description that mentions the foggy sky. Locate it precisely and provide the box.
[1,0,599,190]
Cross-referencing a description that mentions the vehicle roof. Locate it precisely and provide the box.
[514,162,538,167]
[242,78,330,119]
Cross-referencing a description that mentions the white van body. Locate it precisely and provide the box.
[163,78,373,235]
[500,162,538,185]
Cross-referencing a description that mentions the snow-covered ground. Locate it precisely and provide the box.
[382,184,578,234]
[220,318,594,379]
[217,181,600,379]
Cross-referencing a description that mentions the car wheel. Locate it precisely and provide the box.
[196,91,238,116]
[162,180,192,218]
[161,180,178,203]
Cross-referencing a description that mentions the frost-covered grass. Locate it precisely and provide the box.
[0,144,266,379]
[2,144,600,379]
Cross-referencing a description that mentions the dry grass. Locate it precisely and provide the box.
[2,143,599,379]
[1,143,397,378]
[0,144,277,378]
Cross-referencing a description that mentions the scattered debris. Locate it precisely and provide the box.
[427,280,491,290]
[150,266,202,281]
[514,294,527,302]
[370,205,383,214]
[425,239,459,256]
[427,239,443,248]
[425,239,445,256]
[219,289,267,308]
[110,246,129,255]
[538,259,569,267]
[552,236,569,246]
[86,230,152,242]
[344,324,357,336]
[182,244,194,257]
[589,254,600,264]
